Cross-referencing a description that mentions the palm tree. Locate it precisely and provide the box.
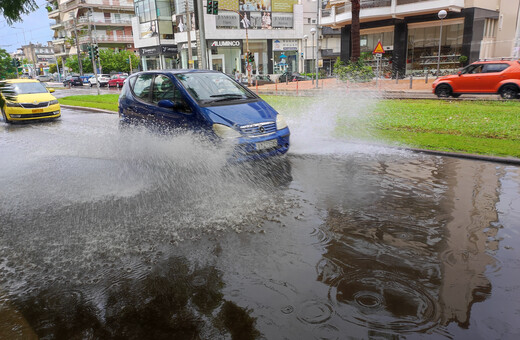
[351,0,361,62]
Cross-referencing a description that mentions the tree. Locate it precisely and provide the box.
[0,48,17,79]
[99,49,139,73]
[48,63,57,74]
[65,55,93,74]
[0,0,38,24]
[351,0,360,62]
[0,48,16,109]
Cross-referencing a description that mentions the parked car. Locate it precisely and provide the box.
[80,75,93,84]
[240,75,274,86]
[63,76,84,87]
[108,74,128,87]
[36,75,54,82]
[432,59,520,99]
[118,70,290,162]
[278,72,311,83]
[88,74,111,87]
[1,79,61,123]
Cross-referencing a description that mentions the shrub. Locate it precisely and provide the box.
[333,57,374,82]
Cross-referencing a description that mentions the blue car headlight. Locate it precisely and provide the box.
[276,114,288,130]
[212,124,241,139]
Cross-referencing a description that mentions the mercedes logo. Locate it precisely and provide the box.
[259,126,265,133]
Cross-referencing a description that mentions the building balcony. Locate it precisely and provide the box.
[76,16,132,27]
[62,0,134,13]
[48,8,60,18]
[322,0,464,27]
[78,35,134,44]
[52,37,67,45]
[50,21,63,30]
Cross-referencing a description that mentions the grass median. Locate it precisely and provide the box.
[59,94,520,159]
[59,94,120,112]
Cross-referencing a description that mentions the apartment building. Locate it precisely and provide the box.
[321,0,520,76]
[10,42,56,76]
[131,0,326,75]
[47,0,135,60]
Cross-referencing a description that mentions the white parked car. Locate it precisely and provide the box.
[88,74,110,87]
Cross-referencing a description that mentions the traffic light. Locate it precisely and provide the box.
[213,1,218,15]
[247,52,254,63]
[88,45,93,61]
[207,0,213,14]
[16,59,21,67]
[94,45,99,60]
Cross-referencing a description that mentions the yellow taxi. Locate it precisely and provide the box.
[1,79,61,123]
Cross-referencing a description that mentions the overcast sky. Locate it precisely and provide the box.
[1,0,55,53]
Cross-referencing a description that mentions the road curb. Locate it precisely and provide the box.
[404,147,520,165]
[61,104,117,114]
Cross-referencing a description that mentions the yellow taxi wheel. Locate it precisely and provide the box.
[1,108,11,124]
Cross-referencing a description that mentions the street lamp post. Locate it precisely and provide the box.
[310,27,316,85]
[436,9,447,78]
[303,35,308,74]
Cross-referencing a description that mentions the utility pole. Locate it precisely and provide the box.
[185,0,193,69]
[88,9,100,95]
[315,0,320,89]
[72,16,84,76]
[30,43,37,77]
[196,0,207,69]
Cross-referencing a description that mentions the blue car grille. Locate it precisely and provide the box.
[239,122,276,136]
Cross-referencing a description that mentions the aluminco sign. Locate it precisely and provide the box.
[210,40,241,47]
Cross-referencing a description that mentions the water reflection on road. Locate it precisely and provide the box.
[0,111,519,339]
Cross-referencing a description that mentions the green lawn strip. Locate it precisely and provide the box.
[371,100,520,140]
[59,94,119,112]
[339,126,520,158]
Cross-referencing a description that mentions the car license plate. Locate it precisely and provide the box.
[256,139,278,151]
[32,109,44,113]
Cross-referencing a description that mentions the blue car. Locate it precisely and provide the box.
[118,70,290,161]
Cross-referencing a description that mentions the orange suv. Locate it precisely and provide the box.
[432,59,520,99]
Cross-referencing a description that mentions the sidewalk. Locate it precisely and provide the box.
[248,77,436,97]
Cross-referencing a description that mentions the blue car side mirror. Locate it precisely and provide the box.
[158,99,176,109]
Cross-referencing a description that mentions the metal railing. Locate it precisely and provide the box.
[79,35,134,43]
[77,16,132,25]
[322,0,392,18]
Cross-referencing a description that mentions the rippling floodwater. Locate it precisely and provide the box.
[1,108,519,339]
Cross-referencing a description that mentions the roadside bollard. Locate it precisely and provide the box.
[410,75,413,89]
[346,79,349,94]
[296,79,298,96]
[425,72,429,83]
[396,71,399,84]
[275,79,278,94]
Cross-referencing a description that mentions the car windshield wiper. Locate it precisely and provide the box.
[210,94,244,98]
[208,94,247,102]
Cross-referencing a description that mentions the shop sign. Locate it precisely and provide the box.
[273,39,298,51]
[216,13,240,28]
[272,13,293,28]
[161,45,177,54]
[140,46,160,56]
[209,40,242,48]
[272,0,298,13]
[179,42,198,50]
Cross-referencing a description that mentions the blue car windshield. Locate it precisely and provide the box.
[175,72,256,104]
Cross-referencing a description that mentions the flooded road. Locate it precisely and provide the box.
[1,109,519,339]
